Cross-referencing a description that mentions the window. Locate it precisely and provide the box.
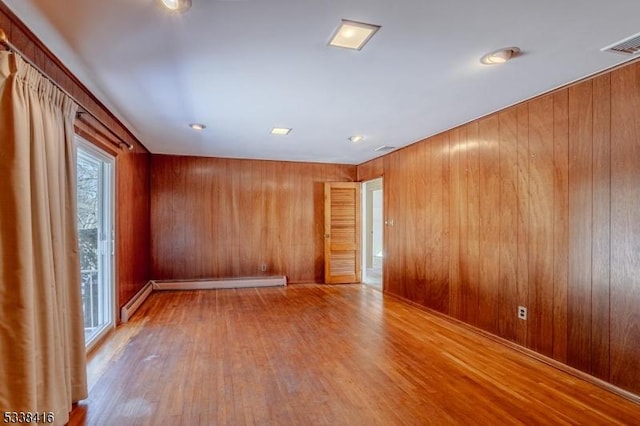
[76,137,115,349]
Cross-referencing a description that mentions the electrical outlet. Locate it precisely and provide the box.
[518,306,527,320]
[260,263,267,272]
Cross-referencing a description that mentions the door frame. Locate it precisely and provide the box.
[361,177,384,289]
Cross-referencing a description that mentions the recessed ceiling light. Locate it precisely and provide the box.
[481,47,521,65]
[271,127,292,135]
[329,20,381,50]
[159,0,191,12]
[190,123,206,130]
[349,135,364,143]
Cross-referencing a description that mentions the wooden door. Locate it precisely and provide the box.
[324,182,361,284]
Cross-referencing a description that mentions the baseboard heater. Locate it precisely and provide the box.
[152,276,287,291]
[120,276,287,323]
[120,280,154,323]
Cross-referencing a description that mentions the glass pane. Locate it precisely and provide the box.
[77,152,108,345]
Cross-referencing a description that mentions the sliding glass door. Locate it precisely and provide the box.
[76,138,115,349]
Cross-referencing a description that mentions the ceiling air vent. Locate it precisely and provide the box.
[375,145,396,152]
[601,32,640,55]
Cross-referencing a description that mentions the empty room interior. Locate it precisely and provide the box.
[1,0,640,424]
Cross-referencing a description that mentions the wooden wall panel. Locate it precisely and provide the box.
[437,133,450,314]
[403,143,427,305]
[461,123,481,326]
[455,126,471,322]
[116,151,151,309]
[610,62,640,393]
[150,155,356,283]
[498,109,519,343]
[149,156,180,278]
[357,59,640,395]
[394,151,410,298]
[478,116,500,334]
[567,81,593,373]
[527,95,555,357]
[0,5,152,311]
[275,161,294,278]
[424,134,449,312]
[448,129,463,319]
[455,125,474,324]
[357,156,384,182]
[262,162,281,277]
[515,104,530,346]
[552,90,569,363]
[383,152,403,296]
[300,162,335,283]
[591,74,611,381]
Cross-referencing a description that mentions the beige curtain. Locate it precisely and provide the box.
[0,51,87,425]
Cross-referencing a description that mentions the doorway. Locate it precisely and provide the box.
[76,137,115,350]
[362,178,383,289]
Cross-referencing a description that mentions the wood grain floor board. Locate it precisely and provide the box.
[70,285,640,425]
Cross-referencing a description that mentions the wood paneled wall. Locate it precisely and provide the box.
[357,156,384,182]
[116,152,151,309]
[1,4,151,311]
[357,60,640,395]
[151,155,356,283]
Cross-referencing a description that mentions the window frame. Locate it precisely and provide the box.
[76,136,116,352]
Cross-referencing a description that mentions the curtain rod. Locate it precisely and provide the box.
[0,28,134,151]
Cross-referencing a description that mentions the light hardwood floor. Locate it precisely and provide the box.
[69,284,640,425]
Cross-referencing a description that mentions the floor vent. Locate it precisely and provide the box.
[375,145,396,152]
[152,276,287,291]
[121,281,154,323]
[602,32,640,55]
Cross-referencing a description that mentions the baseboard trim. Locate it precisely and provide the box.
[152,276,287,291]
[120,281,154,323]
[384,291,640,406]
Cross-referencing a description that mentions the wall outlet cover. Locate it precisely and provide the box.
[518,306,527,320]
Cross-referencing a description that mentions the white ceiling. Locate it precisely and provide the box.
[4,0,640,164]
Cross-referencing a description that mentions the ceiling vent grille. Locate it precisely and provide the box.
[602,32,640,55]
[374,145,396,152]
